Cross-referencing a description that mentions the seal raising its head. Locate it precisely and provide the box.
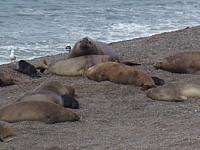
[68,37,119,61]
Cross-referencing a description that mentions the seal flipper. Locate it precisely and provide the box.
[173,95,188,102]
[120,61,141,66]
[151,76,165,86]
[0,135,15,142]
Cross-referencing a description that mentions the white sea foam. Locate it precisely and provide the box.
[0,0,200,64]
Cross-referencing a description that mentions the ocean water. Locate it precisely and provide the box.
[1,0,200,64]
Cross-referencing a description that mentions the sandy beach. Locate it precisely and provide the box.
[0,26,200,150]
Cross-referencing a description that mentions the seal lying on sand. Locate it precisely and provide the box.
[0,72,15,87]
[0,101,80,123]
[0,121,15,142]
[146,82,200,101]
[154,52,200,74]
[15,60,41,77]
[46,55,113,76]
[68,37,119,61]
[85,62,158,90]
[18,81,79,109]
[36,81,75,97]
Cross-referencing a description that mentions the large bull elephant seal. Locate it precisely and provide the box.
[154,52,200,74]
[68,37,119,61]
[0,101,80,123]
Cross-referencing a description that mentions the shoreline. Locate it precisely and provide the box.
[1,25,200,149]
[0,25,196,66]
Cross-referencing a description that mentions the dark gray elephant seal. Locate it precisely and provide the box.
[147,82,200,101]
[0,121,15,142]
[154,52,200,74]
[68,37,119,61]
[47,55,113,76]
[0,101,80,123]
[18,81,79,109]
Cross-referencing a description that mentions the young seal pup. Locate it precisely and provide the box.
[15,60,40,77]
[154,52,200,74]
[147,82,200,101]
[0,101,80,123]
[0,121,15,142]
[86,62,156,90]
[68,37,119,61]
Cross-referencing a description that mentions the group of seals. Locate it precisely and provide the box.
[146,51,200,101]
[0,81,80,125]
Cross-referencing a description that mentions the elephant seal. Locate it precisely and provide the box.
[0,101,80,123]
[47,55,112,76]
[18,81,79,109]
[18,91,79,109]
[147,82,200,101]
[86,62,156,90]
[36,81,75,97]
[68,37,119,61]
[0,72,15,87]
[154,52,200,74]
[15,60,41,77]
[0,121,15,142]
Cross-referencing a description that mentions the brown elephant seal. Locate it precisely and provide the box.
[0,121,15,142]
[47,55,112,76]
[0,72,15,87]
[86,62,156,90]
[147,82,200,101]
[0,101,80,123]
[154,52,200,74]
[35,81,75,97]
[68,37,119,61]
[18,81,79,109]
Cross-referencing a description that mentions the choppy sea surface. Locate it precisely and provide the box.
[1,0,200,64]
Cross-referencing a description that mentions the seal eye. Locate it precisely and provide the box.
[88,41,92,45]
